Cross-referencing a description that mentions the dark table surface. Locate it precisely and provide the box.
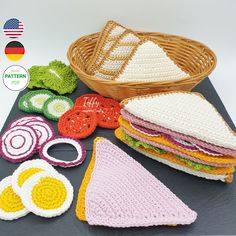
[0,78,235,236]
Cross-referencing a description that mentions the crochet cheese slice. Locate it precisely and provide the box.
[122,92,236,150]
[88,21,189,82]
[115,128,233,183]
[76,137,197,227]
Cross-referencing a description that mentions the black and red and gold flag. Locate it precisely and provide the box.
[5,41,25,61]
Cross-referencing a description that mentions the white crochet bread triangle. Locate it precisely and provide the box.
[84,138,197,227]
[86,21,126,74]
[89,21,189,82]
[122,92,236,150]
[116,40,189,81]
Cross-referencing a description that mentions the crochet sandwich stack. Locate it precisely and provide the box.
[115,92,236,183]
[76,137,197,227]
[87,20,189,82]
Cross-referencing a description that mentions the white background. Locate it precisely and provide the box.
[0,0,235,131]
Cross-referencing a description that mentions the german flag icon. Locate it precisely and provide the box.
[5,41,25,61]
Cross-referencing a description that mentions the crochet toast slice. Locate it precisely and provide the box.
[121,92,236,150]
[87,20,189,82]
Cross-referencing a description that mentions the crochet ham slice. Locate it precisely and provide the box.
[115,92,236,183]
[76,137,197,227]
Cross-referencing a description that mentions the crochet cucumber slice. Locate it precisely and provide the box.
[18,93,32,113]
[28,90,54,113]
[43,96,74,121]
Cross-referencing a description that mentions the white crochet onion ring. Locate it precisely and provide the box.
[39,137,86,168]
[24,120,55,150]
[9,116,44,128]
[0,126,38,163]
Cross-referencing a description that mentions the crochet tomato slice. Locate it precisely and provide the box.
[74,94,104,113]
[97,109,120,129]
[58,108,97,139]
[97,99,121,129]
[99,98,121,113]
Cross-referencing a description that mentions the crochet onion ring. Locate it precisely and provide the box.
[0,176,29,220]
[166,136,199,151]
[0,126,38,163]
[194,144,222,156]
[9,115,45,128]
[24,120,55,150]
[130,123,162,136]
[11,159,57,195]
[21,171,74,218]
[39,137,86,167]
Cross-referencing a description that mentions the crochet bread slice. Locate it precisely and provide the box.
[77,137,197,227]
[121,92,236,150]
[86,21,126,74]
[90,21,189,82]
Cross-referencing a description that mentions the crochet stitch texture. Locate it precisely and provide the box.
[87,21,189,82]
[76,137,197,227]
[116,92,236,183]
[122,92,236,149]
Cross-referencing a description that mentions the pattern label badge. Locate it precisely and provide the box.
[2,65,29,91]
[3,18,24,38]
[5,41,25,61]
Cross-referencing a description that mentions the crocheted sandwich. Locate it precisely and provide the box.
[76,137,197,227]
[87,20,189,82]
[115,92,236,183]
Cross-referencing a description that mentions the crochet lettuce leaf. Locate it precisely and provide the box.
[124,132,214,171]
[28,60,77,95]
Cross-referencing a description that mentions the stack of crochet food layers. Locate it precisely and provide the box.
[115,92,236,183]
[76,137,197,228]
[86,20,189,82]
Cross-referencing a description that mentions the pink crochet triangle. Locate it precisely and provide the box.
[85,138,197,227]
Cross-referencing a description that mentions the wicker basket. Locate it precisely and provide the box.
[67,31,217,101]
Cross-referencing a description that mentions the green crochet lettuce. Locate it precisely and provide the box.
[28,60,77,94]
[124,132,167,154]
[124,132,215,171]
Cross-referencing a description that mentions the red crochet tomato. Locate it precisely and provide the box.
[58,108,97,139]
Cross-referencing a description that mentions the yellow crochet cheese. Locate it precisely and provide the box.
[119,116,236,165]
[32,177,67,210]
[115,128,234,175]
[18,168,43,187]
[76,137,105,221]
[0,186,24,213]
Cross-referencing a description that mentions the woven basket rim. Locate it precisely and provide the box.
[67,31,217,86]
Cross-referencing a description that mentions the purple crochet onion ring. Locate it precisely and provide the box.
[194,144,222,156]
[39,136,86,168]
[166,135,198,151]
[130,123,161,137]
[0,125,38,163]
[24,120,55,150]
